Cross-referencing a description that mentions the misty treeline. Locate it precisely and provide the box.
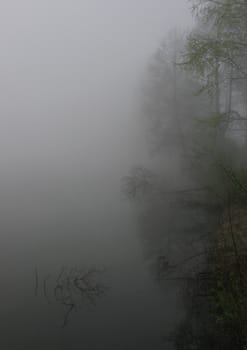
[124,0,247,348]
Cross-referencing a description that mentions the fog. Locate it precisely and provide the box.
[0,1,193,349]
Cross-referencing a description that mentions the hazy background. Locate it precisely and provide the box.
[0,1,192,349]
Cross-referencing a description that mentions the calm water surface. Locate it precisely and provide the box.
[0,161,181,350]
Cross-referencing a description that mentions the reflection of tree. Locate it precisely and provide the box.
[122,166,155,200]
[35,266,107,328]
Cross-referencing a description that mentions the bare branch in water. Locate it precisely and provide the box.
[34,267,39,297]
[34,265,107,327]
[43,275,51,304]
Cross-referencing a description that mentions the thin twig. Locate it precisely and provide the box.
[34,267,39,297]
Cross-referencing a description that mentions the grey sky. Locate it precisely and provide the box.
[0,0,192,184]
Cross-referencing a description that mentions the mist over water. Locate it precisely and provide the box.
[0,1,192,349]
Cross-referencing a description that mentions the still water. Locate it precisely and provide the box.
[0,157,181,349]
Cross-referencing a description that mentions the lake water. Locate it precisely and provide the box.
[0,158,182,350]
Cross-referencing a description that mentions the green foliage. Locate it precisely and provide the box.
[216,162,247,203]
[208,247,247,347]
[187,0,247,79]
[196,113,225,128]
[132,2,247,348]
[167,242,247,349]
